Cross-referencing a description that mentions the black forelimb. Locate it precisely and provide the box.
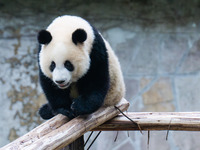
[71,27,110,116]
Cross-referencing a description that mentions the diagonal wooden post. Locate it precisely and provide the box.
[1,98,129,150]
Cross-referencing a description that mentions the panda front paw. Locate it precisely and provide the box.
[39,103,54,120]
[71,96,103,116]
[71,98,89,116]
[55,108,75,119]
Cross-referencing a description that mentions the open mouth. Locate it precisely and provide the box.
[57,82,70,89]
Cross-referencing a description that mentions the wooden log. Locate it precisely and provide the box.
[0,114,69,150]
[1,98,129,150]
[61,136,84,150]
[92,112,200,131]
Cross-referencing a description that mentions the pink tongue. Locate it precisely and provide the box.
[59,82,69,87]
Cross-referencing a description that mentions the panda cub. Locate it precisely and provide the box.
[37,15,125,119]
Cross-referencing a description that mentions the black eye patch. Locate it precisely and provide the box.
[64,61,74,71]
[49,61,56,72]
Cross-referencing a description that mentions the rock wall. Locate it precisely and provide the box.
[1,0,200,149]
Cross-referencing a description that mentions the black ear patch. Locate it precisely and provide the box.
[72,29,87,45]
[38,30,52,44]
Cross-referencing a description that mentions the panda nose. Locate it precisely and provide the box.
[55,80,65,84]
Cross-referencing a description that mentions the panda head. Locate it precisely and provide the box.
[37,16,94,89]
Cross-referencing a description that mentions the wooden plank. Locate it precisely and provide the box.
[3,106,200,150]
[92,112,200,131]
[1,98,129,150]
[0,114,69,150]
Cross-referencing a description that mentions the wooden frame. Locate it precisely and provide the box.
[1,98,200,150]
[1,99,129,150]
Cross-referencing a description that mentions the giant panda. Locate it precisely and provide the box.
[37,15,125,119]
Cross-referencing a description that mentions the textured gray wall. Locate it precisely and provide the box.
[1,1,200,149]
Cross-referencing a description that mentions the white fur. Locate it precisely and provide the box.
[39,15,93,82]
[39,15,125,106]
[52,67,71,89]
[104,40,125,105]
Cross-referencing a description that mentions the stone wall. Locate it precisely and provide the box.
[1,0,200,149]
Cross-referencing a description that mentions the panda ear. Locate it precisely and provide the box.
[37,30,52,45]
[72,29,87,45]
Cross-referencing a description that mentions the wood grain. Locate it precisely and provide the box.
[1,98,129,150]
[3,103,200,150]
[93,112,200,131]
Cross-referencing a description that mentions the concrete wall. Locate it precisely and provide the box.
[1,1,200,149]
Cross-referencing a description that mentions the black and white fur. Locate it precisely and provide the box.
[37,15,125,119]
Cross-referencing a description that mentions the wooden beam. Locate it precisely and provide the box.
[0,114,69,150]
[63,136,84,150]
[2,105,200,150]
[1,98,129,150]
[93,112,200,131]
